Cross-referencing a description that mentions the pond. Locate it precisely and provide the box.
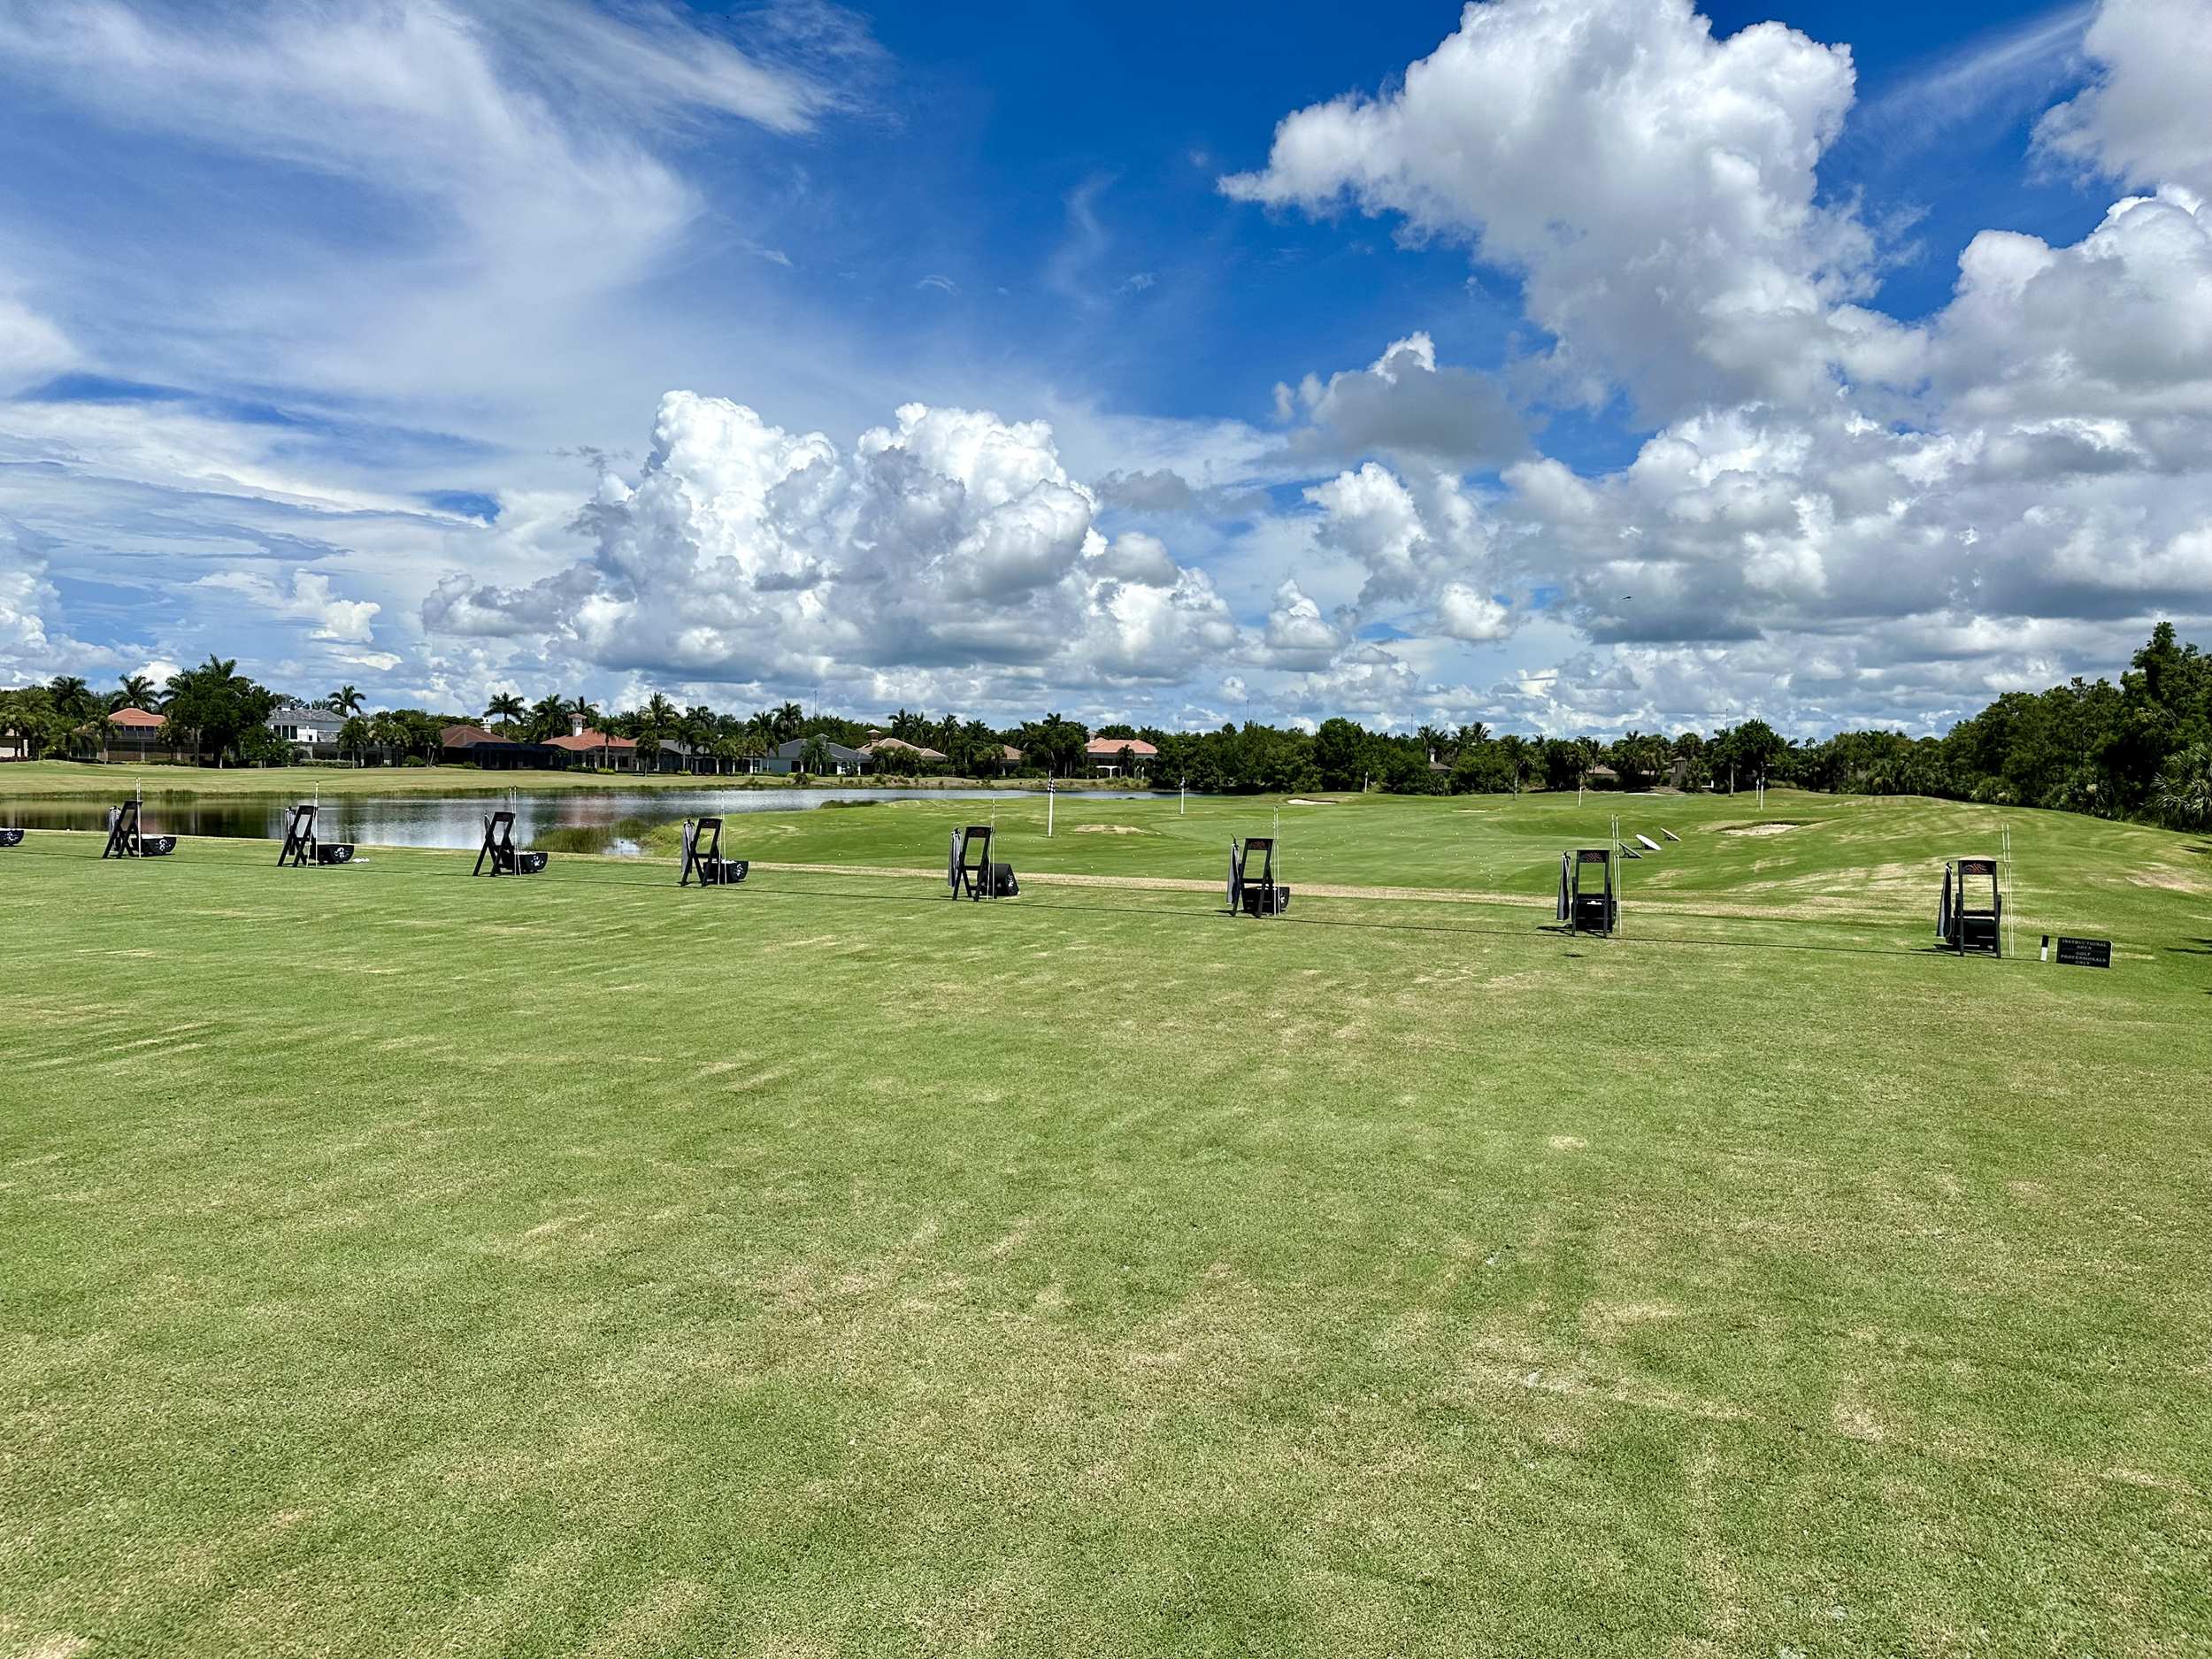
[0,787,1169,854]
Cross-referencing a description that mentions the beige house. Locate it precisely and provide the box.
[857,737,947,767]
[1085,735,1156,778]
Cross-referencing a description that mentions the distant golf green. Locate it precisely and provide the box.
[3,794,2207,1656]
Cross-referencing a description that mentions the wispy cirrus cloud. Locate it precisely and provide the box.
[0,0,877,396]
[0,287,74,394]
[1851,4,2093,162]
[0,0,890,697]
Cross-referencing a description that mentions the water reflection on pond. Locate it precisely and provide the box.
[0,787,1165,854]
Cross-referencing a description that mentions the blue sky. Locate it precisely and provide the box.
[2,0,2208,735]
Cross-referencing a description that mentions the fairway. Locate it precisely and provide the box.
[4,796,2209,1657]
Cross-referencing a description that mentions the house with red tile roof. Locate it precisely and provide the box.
[438,723,565,770]
[94,705,183,764]
[1084,735,1156,777]
[547,729,639,772]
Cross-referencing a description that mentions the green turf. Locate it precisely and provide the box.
[663,787,2205,946]
[3,798,2208,1657]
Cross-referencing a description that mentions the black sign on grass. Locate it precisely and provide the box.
[2041,935,2113,969]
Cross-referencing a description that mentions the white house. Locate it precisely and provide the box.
[267,703,348,759]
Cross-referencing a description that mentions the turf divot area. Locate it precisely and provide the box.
[3,800,2208,1657]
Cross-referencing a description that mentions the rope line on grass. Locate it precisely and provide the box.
[0,836,2062,968]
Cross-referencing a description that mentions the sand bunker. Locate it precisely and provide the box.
[1720,822,1803,838]
[1287,797,1339,806]
[1071,824,1150,835]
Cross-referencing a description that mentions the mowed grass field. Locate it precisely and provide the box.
[3,794,2209,1657]
[643,785,2208,926]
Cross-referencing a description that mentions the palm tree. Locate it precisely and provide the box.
[679,705,715,772]
[160,656,247,767]
[328,684,365,717]
[39,675,96,760]
[1027,711,1086,778]
[772,701,803,744]
[368,710,406,759]
[48,675,95,721]
[627,693,677,773]
[2155,744,2212,831]
[484,692,526,731]
[112,673,157,712]
[1497,733,1530,794]
[526,695,571,742]
[567,695,601,732]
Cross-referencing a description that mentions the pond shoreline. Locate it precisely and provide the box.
[0,760,1179,801]
[0,783,1201,852]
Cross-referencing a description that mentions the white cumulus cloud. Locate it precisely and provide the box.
[2037,0,2212,197]
[424,390,1240,699]
[1222,0,1893,419]
[198,569,382,642]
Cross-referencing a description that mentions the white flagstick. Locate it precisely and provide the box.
[2001,823,2016,960]
[1612,814,1624,936]
[1046,780,1054,838]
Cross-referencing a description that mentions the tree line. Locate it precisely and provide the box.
[4,623,2207,829]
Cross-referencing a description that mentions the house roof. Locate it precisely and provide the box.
[772,738,863,762]
[1085,735,1157,757]
[268,703,342,721]
[547,730,636,752]
[440,723,505,748]
[108,707,165,728]
[858,737,946,760]
[1587,764,1620,778]
[999,745,1024,760]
